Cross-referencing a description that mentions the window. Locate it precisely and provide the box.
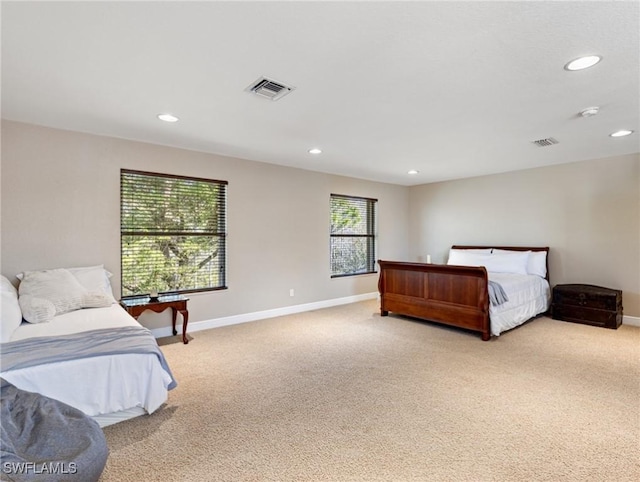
[120,169,227,297]
[330,194,377,277]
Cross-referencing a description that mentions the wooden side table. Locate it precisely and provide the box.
[121,295,190,344]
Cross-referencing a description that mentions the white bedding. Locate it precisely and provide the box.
[1,304,173,427]
[489,272,551,336]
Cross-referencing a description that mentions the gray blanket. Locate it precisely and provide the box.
[488,280,509,307]
[0,377,109,481]
[0,326,177,390]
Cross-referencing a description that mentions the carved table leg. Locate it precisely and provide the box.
[171,308,178,336]
[180,309,189,344]
[171,307,189,344]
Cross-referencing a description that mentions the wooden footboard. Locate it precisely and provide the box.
[377,260,491,340]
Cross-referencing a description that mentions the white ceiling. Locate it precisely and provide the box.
[2,1,639,186]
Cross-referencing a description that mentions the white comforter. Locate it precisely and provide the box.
[1,304,173,423]
[489,272,551,336]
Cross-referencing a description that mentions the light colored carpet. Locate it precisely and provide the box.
[101,300,640,481]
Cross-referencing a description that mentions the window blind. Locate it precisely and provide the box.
[120,169,227,297]
[330,194,377,277]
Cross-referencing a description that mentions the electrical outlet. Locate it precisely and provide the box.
[289,289,295,297]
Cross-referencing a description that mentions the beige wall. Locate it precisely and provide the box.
[408,154,640,317]
[3,121,638,324]
[1,121,410,329]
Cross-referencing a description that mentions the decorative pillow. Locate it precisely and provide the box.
[18,268,89,317]
[17,268,116,323]
[18,295,57,324]
[81,292,114,308]
[1,276,22,342]
[17,265,116,304]
[493,249,547,278]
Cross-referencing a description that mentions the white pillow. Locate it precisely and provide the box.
[527,251,548,278]
[1,275,22,342]
[450,248,492,254]
[448,248,492,261]
[18,268,88,317]
[19,291,111,325]
[17,264,116,303]
[67,265,116,303]
[483,252,529,275]
[15,268,116,324]
[493,249,547,278]
[81,291,114,308]
[18,295,56,324]
[447,251,492,267]
[447,251,529,275]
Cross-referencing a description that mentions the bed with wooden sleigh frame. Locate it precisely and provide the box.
[377,246,550,341]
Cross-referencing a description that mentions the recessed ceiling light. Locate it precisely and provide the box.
[564,55,602,71]
[308,148,322,155]
[157,113,179,123]
[580,106,599,118]
[408,170,419,175]
[610,129,634,137]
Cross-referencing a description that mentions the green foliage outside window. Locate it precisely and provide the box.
[330,194,377,277]
[121,170,227,297]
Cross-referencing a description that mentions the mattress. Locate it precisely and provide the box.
[489,272,551,336]
[1,304,173,427]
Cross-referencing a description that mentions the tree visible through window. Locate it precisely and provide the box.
[120,169,227,297]
[330,194,377,277]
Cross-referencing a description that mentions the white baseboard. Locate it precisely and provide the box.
[151,294,638,338]
[150,292,379,339]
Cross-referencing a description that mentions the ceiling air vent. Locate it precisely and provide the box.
[532,137,559,147]
[246,77,295,101]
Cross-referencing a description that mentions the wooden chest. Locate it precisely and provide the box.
[552,284,622,329]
